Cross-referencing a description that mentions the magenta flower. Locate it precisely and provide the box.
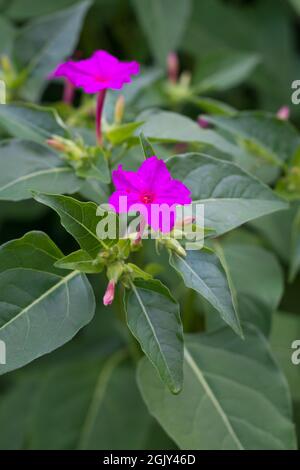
[51,50,139,145]
[109,156,192,233]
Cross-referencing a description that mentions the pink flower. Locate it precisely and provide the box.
[52,50,139,94]
[277,106,290,121]
[109,156,192,233]
[51,50,139,145]
[103,280,115,306]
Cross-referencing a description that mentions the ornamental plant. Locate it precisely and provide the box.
[0,0,300,452]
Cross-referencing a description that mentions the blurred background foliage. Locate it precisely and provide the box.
[1,0,300,449]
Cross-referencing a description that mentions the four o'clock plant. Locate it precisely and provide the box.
[0,9,297,448]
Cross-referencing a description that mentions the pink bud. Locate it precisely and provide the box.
[46,139,66,152]
[167,52,179,84]
[63,79,75,105]
[277,106,290,120]
[103,280,115,306]
[197,115,210,129]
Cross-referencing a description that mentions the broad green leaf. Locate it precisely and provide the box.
[125,279,183,394]
[193,52,260,93]
[138,111,240,158]
[28,353,157,450]
[0,233,95,375]
[138,325,297,450]
[0,139,82,201]
[222,243,284,314]
[167,152,287,236]
[190,96,236,116]
[132,0,191,66]
[205,242,284,336]
[169,248,241,336]
[55,249,104,274]
[0,15,15,55]
[139,132,156,159]
[33,193,110,254]
[13,1,91,101]
[0,374,41,450]
[0,103,69,143]
[0,230,63,275]
[249,208,296,264]
[206,112,300,166]
[290,206,300,281]
[5,0,79,19]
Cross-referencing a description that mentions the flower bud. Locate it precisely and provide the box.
[103,280,115,306]
[167,52,179,84]
[114,95,125,124]
[197,115,210,129]
[277,106,290,120]
[159,238,186,257]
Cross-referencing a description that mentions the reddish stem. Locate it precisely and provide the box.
[63,79,75,105]
[96,89,107,146]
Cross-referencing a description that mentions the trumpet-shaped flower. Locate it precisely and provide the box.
[51,50,139,145]
[52,50,139,93]
[109,156,192,233]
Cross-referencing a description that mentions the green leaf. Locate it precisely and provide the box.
[190,96,236,116]
[33,193,111,254]
[13,1,91,101]
[5,0,80,20]
[193,52,260,93]
[0,15,15,55]
[169,248,241,336]
[138,111,240,158]
[55,250,104,274]
[0,103,69,143]
[205,242,284,336]
[0,230,63,275]
[0,139,82,201]
[106,121,143,145]
[138,325,297,450]
[76,148,110,184]
[0,232,95,375]
[125,279,183,394]
[290,206,300,281]
[139,132,156,159]
[28,353,157,450]
[167,152,287,236]
[206,112,300,166]
[132,0,192,66]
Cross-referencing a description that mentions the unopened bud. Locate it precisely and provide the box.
[197,115,210,129]
[167,52,179,84]
[46,138,67,152]
[277,106,290,120]
[114,95,125,124]
[0,55,12,74]
[160,238,186,257]
[103,280,115,306]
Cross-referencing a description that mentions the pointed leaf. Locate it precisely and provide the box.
[125,279,183,394]
[167,152,287,236]
[0,139,82,201]
[138,325,297,450]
